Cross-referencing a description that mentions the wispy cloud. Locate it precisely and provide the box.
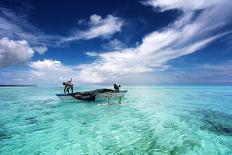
[0,6,124,47]
[199,61,232,72]
[76,0,232,83]
[62,14,124,42]
[102,39,126,50]
[0,7,60,47]
[33,46,48,55]
[142,0,223,12]
[0,7,125,43]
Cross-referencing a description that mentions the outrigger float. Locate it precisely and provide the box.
[56,88,127,104]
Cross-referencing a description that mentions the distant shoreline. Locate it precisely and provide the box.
[0,85,37,87]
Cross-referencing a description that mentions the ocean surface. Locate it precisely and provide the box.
[0,86,232,155]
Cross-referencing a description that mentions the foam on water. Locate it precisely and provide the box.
[0,86,232,154]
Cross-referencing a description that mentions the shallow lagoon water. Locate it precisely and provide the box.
[0,86,232,154]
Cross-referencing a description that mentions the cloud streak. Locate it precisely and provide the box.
[0,7,60,47]
[103,39,127,50]
[142,0,223,12]
[76,0,232,83]
[0,7,124,47]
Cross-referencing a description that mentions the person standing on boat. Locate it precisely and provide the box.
[63,78,73,94]
[114,83,121,92]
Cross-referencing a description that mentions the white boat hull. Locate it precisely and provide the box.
[96,90,127,98]
[56,94,77,101]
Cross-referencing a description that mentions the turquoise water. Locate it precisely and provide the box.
[0,86,232,155]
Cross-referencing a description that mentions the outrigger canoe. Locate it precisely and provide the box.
[56,88,127,103]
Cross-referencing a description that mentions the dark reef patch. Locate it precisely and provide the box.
[198,110,232,136]
[25,116,38,125]
[0,128,12,141]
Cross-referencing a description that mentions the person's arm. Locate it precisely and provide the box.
[64,85,67,93]
[68,78,72,83]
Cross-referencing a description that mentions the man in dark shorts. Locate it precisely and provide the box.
[114,83,121,92]
[63,78,73,93]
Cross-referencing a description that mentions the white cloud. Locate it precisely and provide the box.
[0,37,49,67]
[76,0,232,83]
[199,61,232,72]
[142,0,223,12]
[86,51,99,57]
[0,59,78,85]
[77,19,85,25]
[0,37,35,67]
[29,59,68,71]
[33,46,48,54]
[89,14,102,25]
[103,39,126,50]
[77,36,220,83]
[63,14,124,42]
[29,59,76,84]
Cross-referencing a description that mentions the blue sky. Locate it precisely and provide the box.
[0,0,232,85]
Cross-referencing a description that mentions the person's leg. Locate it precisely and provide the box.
[71,86,73,93]
[67,87,70,94]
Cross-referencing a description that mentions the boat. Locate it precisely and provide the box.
[56,88,127,103]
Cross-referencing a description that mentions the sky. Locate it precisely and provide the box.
[0,0,232,85]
